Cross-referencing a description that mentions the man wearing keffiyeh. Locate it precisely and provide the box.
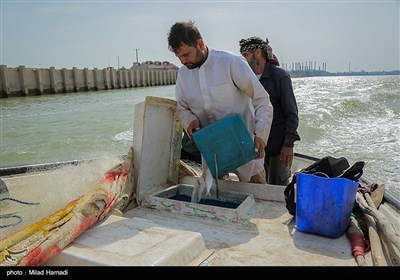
[240,36,300,186]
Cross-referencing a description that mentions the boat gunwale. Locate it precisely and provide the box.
[0,153,399,211]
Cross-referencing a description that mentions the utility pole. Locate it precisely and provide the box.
[134,48,140,64]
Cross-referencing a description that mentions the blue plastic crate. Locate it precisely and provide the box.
[295,173,359,238]
[193,114,258,179]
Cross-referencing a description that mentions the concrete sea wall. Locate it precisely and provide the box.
[0,65,178,98]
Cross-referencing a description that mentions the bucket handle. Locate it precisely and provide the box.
[313,172,329,178]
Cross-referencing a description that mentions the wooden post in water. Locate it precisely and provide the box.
[73,67,79,92]
[0,65,11,97]
[103,68,109,90]
[18,65,28,95]
[61,68,68,93]
[84,68,91,91]
[93,68,99,91]
[36,69,44,94]
[50,67,58,93]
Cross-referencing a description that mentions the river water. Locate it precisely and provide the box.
[1,75,399,198]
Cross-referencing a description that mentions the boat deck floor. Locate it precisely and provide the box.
[45,196,368,266]
[126,200,360,266]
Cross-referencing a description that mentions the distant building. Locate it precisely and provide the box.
[131,60,178,71]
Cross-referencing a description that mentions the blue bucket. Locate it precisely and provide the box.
[193,114,258,179]
[295,173,358,238]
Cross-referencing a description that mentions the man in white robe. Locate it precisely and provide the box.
[167,20,273,183]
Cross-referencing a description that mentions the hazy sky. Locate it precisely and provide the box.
[1,0,399,73]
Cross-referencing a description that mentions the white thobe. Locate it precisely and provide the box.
[175,48,273,182]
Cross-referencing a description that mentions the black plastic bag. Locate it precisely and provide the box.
[284,156,364,216]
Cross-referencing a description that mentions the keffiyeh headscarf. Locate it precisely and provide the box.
[239,37,274,60]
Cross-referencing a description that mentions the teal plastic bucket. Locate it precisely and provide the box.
[193,114,258,179]
[295,173,358,238]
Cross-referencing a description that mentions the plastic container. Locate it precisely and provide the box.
[295,173,359,238]
[193,114,258,179]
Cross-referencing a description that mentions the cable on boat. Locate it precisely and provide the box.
[0,197,40,229]
[1,197,40,206]
[0,213,23,229]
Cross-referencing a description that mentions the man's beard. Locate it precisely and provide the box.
[185,48,206,69]
[249,54,259,73]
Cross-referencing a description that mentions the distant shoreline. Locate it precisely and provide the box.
[288,69,400,78]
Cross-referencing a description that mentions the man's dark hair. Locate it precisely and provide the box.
[167,20,202,53]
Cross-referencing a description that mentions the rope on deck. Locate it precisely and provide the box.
[0,197,40,229]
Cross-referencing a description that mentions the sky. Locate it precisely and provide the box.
[1,0,399,73]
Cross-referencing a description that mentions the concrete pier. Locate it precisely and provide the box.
[0,63,178,98]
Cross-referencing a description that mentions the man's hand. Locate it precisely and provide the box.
[254,136,265,159]
[280,146,294,167]
[187,119,201,139]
